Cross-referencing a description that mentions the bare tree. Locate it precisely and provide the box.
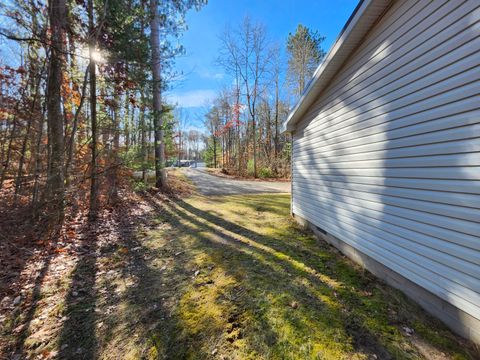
[174,109,189,164]
[218,16,272,178]
[187,129,201,163]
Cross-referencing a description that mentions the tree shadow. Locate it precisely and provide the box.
[2,221,62,359]
[146,196,283,357]
[175,197,366,289]
[157,196,396,358]
[57,221,99,359]
[104,193,213,359]
[12,252,53,358]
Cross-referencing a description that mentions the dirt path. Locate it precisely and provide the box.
[183,168,291,195]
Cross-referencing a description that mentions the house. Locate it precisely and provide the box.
[283,0,480,343]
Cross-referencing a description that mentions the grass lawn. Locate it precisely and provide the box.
[98,193,474,359]
[3,190,477,359]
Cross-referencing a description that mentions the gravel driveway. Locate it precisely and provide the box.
[183,168,291,195]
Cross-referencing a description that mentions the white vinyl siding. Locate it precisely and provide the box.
[292,0,480,321]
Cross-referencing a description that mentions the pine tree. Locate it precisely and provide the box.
[286,24,325,97]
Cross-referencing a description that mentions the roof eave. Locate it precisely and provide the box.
[282,0,392,134]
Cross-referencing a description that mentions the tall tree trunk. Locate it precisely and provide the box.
[109,92,120,202]
[235,86,241,174]
[125,90,130,150]
[178,130,182,164]
[32,108,45,208]
[140,92,147,184]
[45,0,66,223]
[274,73,279,157]
[65,68,88,185]
[88,0,98,217]
[0,110,18,190]
[15,52,47,202]
[213,135,217,168]
[265,103,272,163]
[130,102,136,146]
[0,84,28,189]
[150,0,166,188]
[252,115,257,178]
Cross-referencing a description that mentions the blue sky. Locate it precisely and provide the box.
[167,0,360,130]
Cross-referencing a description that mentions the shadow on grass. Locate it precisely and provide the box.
[143,196,283,358]
[156,196,397,358]
[51,193,476,359]
[57,221,98,359]
[168,195,476,359]
[106,199,210,359]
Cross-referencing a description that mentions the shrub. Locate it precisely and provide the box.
[258,167,274,178]
[132,179,148,192]
[247,160,274,178]
[247,159,255,176]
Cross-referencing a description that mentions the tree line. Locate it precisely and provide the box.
[0,0,324,230]
[0,0,205,226]
[203,20,325,178]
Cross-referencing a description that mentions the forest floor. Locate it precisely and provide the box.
[1,170,479,360]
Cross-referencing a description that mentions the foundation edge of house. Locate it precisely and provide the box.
[292,213,480,345]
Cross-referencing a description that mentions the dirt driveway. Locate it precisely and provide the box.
[183,168,291,195]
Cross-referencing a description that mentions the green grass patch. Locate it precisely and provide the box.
[138,194,476,359]
[19,193,475,359]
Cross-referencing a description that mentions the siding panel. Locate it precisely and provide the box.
[292,0,480,321]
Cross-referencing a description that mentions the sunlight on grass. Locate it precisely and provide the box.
[155,194,473,360]
[16,193,472,359]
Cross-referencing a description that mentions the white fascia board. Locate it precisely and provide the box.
[282,0,392,134]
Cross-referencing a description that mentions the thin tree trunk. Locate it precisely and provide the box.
[0,84,28,189]
[109,92,120,202]
[125,90,130,150]
[0,112,18,189]
[213,135,217,168]
[252,115,257,178]
[140,92,147,184]
[65,68,88,184]
[178,130,182,164]
[15,56,47,202]
[31,109,45,207]
[129,101,136,146]
[150,0,166,188]
[235,88,241,174]
[274,72,279,159]
[265,103,272,163]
